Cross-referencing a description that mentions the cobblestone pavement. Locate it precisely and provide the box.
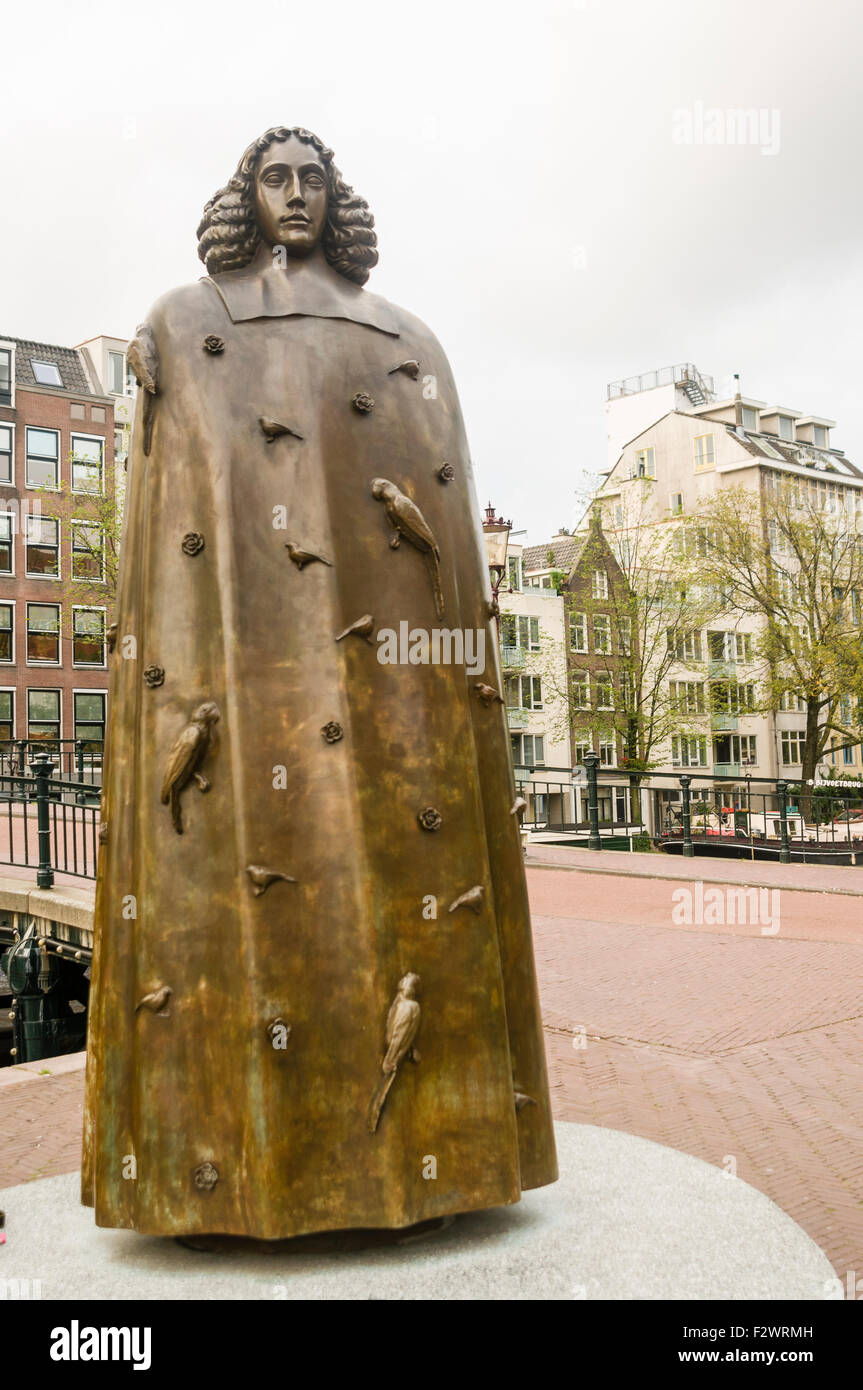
[530,861,863,1286]
[2,855,862,1286]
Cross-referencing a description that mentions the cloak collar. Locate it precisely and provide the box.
[205,262,400,337]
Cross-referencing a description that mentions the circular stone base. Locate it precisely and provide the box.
[0,1123,841,1300]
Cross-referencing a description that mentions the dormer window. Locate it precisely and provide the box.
[777,415,794,441]
[813,425,828,448]
[30,359,63,387]
[0,348,12,405]
[741,406,758,430]
[108,350,126,395]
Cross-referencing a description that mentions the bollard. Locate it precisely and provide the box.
[776,779,791,865]
[33,754,55,889]
[679,774,694,858]
[584,750,601,851]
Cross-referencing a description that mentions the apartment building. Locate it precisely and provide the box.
[595,363,863,791]
[0,333,122,756]
[482,510,573,828]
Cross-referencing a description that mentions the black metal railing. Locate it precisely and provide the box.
[0,738,102,788]
[0,756,101,884]
[517,756,863,862]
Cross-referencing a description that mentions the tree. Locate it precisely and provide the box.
[576,486,722,771]
[35,469,122,609]
[691,479,863,788]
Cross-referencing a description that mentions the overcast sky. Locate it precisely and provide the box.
[3,0,862,543]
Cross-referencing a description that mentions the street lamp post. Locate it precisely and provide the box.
[481,503,513,638]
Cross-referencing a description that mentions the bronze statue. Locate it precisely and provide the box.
[82,125,557,1239]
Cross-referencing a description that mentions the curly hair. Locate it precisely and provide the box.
[196,126,378,285]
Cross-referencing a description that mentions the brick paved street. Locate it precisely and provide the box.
[529,855,863,1284]
[2,852,862,1285]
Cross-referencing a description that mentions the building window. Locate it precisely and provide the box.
[511,732,546,767]
[0,515,13,574]
[0,604,13,662]
[27,688,61,743]
[668,629,703,663]
[27,604,61,663]
[72,608,106,666]
[596,675,614,709]
[781,731,806,765]
[519,675,542,710]
[30,359,63,387]
[592,569,609,599]
[0,689,13,740]
[71,522,105,581]
[708,630,752,663]
[593,614,611,653]
[507,675,542,710]
[694,433,715,472]
[570,611,587,653]
[843,745,854,766]
[74,691,106,749]
[618,616,632,656]
[523,734,545,766]
[108,351,126,395]
[777,415,794,441]
[671,735,707,767]
[813,425,827,448]
[670,680,705,715]
[742,406,758,430]
[572,671,590,709]
[714,733,758,766]
[0,348,11,406]
[516,616,540,651]
[507,556,521,591]
[71,434,104,493]
[839,694,854,726]
[598,737,616,767]
[709,681,755,715]
[780,689,805,712]
[0,424,12,483]
[25,516,60,577]
[669,492,683,516]
[25,427,59,489]
[574,737,592,763]
[635,447,655,479]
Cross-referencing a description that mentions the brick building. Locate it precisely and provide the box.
[523,515,638,771]
[0,334,121,763]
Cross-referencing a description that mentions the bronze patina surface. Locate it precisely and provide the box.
[82,125,557,1238]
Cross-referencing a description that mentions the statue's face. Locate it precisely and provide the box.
[254,135,328,255]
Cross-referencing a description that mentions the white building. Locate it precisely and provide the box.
[597,362,863,791]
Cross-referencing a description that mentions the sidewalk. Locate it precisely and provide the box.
[528,843,863,896]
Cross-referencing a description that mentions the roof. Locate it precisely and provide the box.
[0,335,95,395]
[729,425,863,478]
[522,534,588,574]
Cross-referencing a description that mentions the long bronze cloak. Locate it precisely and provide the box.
[81,261,557,1237]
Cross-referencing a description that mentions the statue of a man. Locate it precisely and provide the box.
[82,126,557,1239]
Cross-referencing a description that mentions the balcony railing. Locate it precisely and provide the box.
[506,708,530,729]
[710,713,739,732]
[501,645,526,668]
[708,659,737,679]
[712,762,741,778]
